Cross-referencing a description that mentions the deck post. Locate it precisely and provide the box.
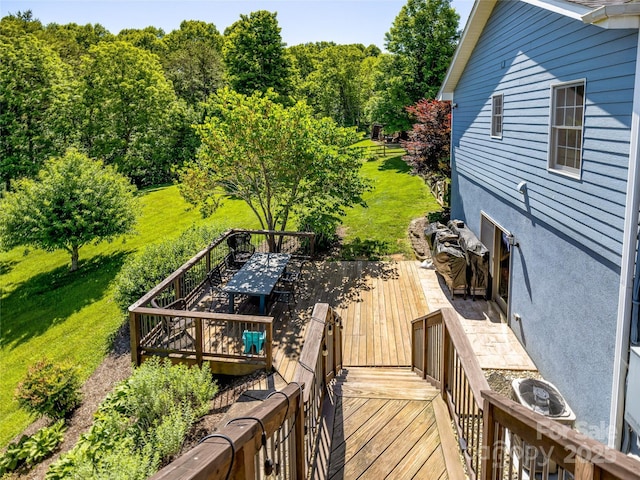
[480,396,496,480]
[441,319,451,400]
[195,317,203,366]
[423,317,428,379]
[575,455,596,480]
[130,311,141,366]
[294,385,306,480]
[266,321,273,371]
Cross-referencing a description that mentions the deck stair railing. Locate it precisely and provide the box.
[412,307,489,479]
[412,308,640,480]
[128,229,315,370]
[149,302,342,480]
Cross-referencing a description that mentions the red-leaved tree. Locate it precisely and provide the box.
[401,99,451,178]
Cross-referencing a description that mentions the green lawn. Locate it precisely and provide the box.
[342,139,440,257]
[0,146,441,446]
[0,187,259,446]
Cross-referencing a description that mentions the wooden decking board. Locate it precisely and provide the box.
[328,399,408,479]
[357,404,436,479]
[260,262,463,478]
[386,421,442,479]
[338,401,433,480]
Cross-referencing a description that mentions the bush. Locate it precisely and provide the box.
[113,224,222,310]
[340,237,390,261]
[297,212,340,253]
[46,359,217,480]
[0,421,66,475]
[15,359,81,420]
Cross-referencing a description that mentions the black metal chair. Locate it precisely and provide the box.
[207,264,229,312]
[280,258,307,297]
[270,283,296,316]
[226,232,256,269]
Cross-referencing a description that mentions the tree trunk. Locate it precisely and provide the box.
[70,245,79,272]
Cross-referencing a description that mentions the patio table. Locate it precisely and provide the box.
[222,252,291,315]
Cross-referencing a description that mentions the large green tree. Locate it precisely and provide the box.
[223,11,292,99]
[0,149,138,271]
[179,88,370,244]
[78,41,178,185]
[369,0,459,131]
[0,33,73,187]
[162,20,225,105]
[306,45,373,127]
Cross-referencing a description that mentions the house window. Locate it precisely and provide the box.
[549,80,585,176]
[491,94,503,138]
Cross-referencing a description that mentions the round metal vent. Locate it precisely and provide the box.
[513,378,567,417]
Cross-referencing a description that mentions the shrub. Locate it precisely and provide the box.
[297,212,340,253]
[46,359,217,480]
[0,420,66,475]
[340,237,390,261]
[15,359,81,420]
[113,224,222,310]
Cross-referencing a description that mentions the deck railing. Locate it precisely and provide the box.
[412,308,640,480]
[128,229,315,370]
[149,302,343,480]
[412,307,488,479]
[131,307,273,374]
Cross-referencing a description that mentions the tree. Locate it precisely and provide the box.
[223,11,292,99]
[78,41,178,185]
[0,33,73,187]
[179,88,370,247]
[0,149,138,271]
[117,26,166,56]
[369,0,459,132]
[306,45,371,127]
[385,0,459,101]
[162,20,225,105]
[402,99,451,177]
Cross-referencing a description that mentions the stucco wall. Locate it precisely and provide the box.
[450,0,637,437]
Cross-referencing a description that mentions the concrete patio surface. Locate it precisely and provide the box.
[416,264,537,372]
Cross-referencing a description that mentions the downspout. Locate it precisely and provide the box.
[609,31,640,449]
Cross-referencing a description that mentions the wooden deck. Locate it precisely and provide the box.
[272,261,430,381]
[313,367,464,480]
[244,261,463,479]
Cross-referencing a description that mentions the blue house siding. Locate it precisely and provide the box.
[450,0,637,435]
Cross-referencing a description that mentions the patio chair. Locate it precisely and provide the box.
[242,329,266,354]
[207,264,229,312]
[270,281,296,316]
[280,258,307,297]
[226,232,255,268]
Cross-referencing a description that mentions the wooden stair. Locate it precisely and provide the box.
[312,367,465,480]
[332,366,439,401]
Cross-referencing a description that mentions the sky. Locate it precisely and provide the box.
[0,0,475,49]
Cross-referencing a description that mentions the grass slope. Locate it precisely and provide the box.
[0,186,258,445]
[342,140,440,256]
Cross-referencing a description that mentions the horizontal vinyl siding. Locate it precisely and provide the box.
[452,0,636,264]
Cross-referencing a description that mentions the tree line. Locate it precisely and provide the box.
[0,0,459,190]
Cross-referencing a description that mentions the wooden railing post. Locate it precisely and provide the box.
[575,455,596,480]
[130,311,141,366]
[295,388,306,480]
[422,317,428,379]
[441,321,450,400]
[480,396,495,480]
[195,317,203,366]
[266,321,273,371]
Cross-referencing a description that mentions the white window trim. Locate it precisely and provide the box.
[491,93,504,139]
[547,78,586,180]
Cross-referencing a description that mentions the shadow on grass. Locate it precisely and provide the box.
[1,251,129,352]
[377,154,411,173]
